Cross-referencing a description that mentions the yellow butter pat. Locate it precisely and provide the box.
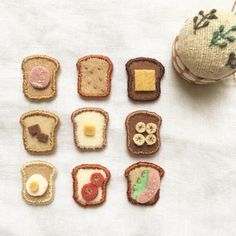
[134,69,156,91]
[84,125,96,136]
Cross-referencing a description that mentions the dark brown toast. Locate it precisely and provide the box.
[125,162,164,206]
[72,164,110,207]
[126,57,165,101]
[125,110,162,155]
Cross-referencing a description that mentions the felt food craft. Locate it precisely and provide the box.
[77,55,113,98]
[72,164,110,207]
[125,110,162,155]
[173,8,236,84]
[21,161,56,206]
[71,108,109,150]
[22,55,60,100]
[125,162,165,206]
[20,110,59,154]
[126,57,165,101]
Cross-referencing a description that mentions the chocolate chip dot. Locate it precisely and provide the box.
[97,67,101,70]
[90,71,93,74]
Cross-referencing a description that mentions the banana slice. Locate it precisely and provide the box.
[26,174,48,197]
[135,122,146,133]
[146,123,157,134]
[133,134,145,146]
[145,134,157,145]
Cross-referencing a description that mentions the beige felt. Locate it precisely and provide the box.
[128,167,160,188]
[74,111,106,149]
[22,55,59,100]
[21,161,56,205]
[176,9,236,81]
[20,111,58,153]
[76,169,106,205]
[80,58,110,96]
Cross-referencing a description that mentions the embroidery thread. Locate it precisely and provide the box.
[226,52,236,69]
[210,25,236,48]
[193,9,217,34]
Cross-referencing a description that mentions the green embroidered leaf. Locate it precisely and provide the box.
[226,35,236,42]
[231,25,236,31]
[219,42,227,48]
[210,9,217,14]
[212,31,219,39]
[219,25,224,32]
[131,170,149,200]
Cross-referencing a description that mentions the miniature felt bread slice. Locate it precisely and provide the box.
[126,57,165,101]
[22,55,60,100]
[71,108,109,150]
[21,161,56,205]
[72,164,110,207]
[125,162,164,206]
[173,9,236,84]
[125,110,162,155]
[77,55,113,97]
[20,110,59,154]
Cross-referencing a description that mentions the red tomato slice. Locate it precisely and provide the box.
[81,183,98,201]
[90,173,105,187]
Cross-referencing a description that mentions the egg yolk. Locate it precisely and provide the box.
[29,181,39,193]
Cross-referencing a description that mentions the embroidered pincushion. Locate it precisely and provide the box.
[172,9,236,84]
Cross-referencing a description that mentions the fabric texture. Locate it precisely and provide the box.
[176,9,236,82]
[0,0,235,235]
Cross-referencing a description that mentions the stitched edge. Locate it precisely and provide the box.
[19,110,59,154]
[76,55,113,98]
[125,110,162,155]
[71,107,109,150]
[126,57,165,101]
[71,164,111,207]
[21,161,56,206]
[22,54,60,101]
[124,162,164,206]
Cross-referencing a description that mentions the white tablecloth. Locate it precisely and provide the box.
[0,0,235,235]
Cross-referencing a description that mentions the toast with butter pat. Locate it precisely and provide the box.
[72,164,110,207]
[20,110,59,154]
[71,107,109,150]
[21,161,56,206]
[22,55,60,101]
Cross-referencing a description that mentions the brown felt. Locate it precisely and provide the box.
[126,57,165,101]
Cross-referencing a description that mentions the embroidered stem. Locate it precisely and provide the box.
[193,9,217,34]
[210,25,236,48]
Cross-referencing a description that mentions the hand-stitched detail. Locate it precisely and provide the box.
[210,25,236,48]
[226,52,236,69]
[193,9,217,34]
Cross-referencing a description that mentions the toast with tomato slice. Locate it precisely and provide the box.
[125,162,164,206]
[72,164,110,207]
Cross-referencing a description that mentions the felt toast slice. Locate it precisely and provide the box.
[71,107,109,150]
[126,57,165,101]
[125,162,164,206]
[77,55,113,98]
[72,164,110,207]
[125,110,162,155]
[20,110,59,154]
[22,55,60,101]
[21,161,56,206]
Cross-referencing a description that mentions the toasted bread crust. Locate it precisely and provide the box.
[21,161,56,206]
[20,110,59,154]
[22,55,60,101]
[125,110,162,155]
[72,164,111,207]
[71,107,109,150]
[125,162,164,206]
[76,55,113,98]
[126,57,165,101]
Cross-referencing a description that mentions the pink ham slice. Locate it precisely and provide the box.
[136,172,160,204]
[29,66,50,89]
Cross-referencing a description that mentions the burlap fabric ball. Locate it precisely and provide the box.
[172,8,236,84]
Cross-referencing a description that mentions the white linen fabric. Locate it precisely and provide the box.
[0,0,235,235]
